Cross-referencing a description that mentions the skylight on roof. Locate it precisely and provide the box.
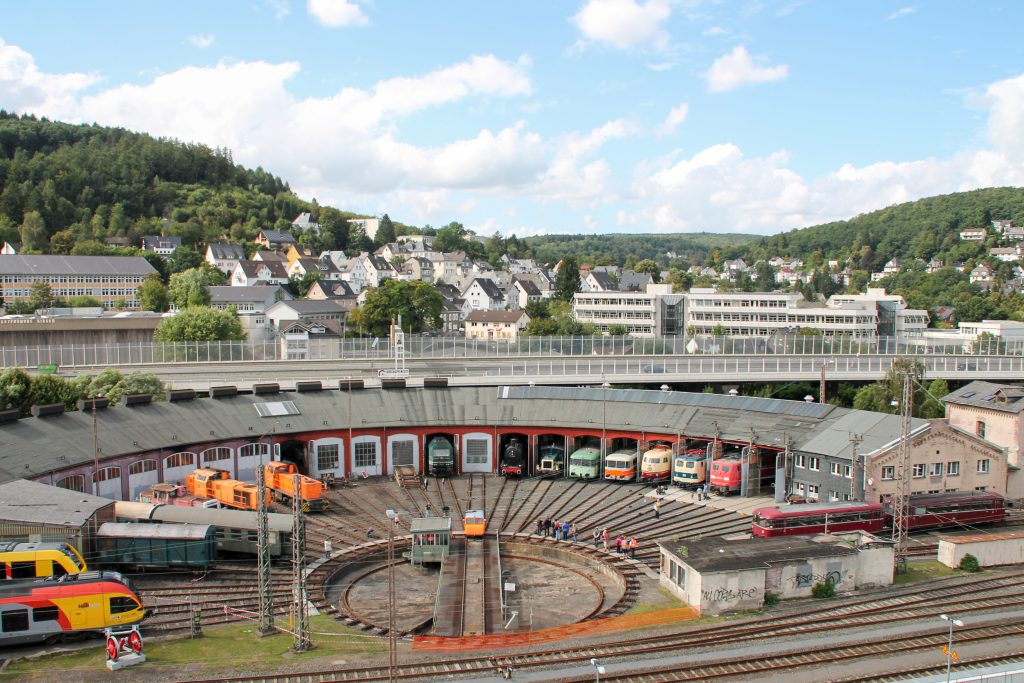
[962,392,976,398]
[255,401,300,417]
[982,395,996,401]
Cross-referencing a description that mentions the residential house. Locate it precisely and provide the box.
[584,271,617,292]
[264,299,348,332]
[403,256,435,282]
[253,250,288,264]
[926,258,944,273]
[721,259,748,282]
[618,270,653,292]
[970,263,995,287]
[462,278,506,311]
[463,310,530,340]
[511,277,543,310]
[440,298,464,333]
[288,257,342,282]
[208,285,290,342]
[140,235,182,256]
[960,228,987,241]
[882,259,902,275]
[376,243,408,262]
[990,247,1020,262]
[103,236,132,248]
[206,243,246,274]
[397,234,433,250]
[231,259,290,287]
[306,280,356,300]
[285,244,317,264]
[992,219,1014,234]
[291,212,320,234]
[255,229,297,250]
[359,253,397,288]
[0,255,157,310]
[1005,226,1024,242]
[319,250,348,269]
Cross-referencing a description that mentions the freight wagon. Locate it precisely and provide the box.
[94,522,217,569]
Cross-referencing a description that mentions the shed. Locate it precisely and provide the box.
[95,522,216,568]
[938,531,1024,568]
[409,517,451,566]
[0,480,115,555]
[657,533,893,615]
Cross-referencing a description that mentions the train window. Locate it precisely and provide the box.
[9,562,34,579]
[33,607,59,623]
[247,531,258,542]
[109,597,140,615]
[1,609,29,632]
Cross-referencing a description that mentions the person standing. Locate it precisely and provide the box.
[629,537,638,559]
[654,499,661,519]
[603,527,610,551]
[570,522,578,543]
[324,539,332,559]
[593,527,601,547]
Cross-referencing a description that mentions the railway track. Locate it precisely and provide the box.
[163,571,1024,683]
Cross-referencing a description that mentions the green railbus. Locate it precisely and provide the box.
[567,446,601,479]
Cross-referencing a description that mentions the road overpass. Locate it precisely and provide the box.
[7,335,1024,391]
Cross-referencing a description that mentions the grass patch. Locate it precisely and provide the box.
[629,586,684,614]
[893,561,961,585]
[2,615,385,680]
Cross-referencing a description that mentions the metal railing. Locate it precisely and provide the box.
[3,334,1022,370]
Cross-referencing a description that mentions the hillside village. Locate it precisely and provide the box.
[3,213,1024,354]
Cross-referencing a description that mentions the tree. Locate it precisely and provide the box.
[28,374,79,410]
[665,267,693,293]
[319,207,350,251]
[922,378,949,419]
[376,213,397,245]
[67,295,102,307]
[166,246,204,274]
[553,256,581,302]
[168,266,225,309]
[138,275,170,312]
[607,324,628,336]
[105,372,165,404]
[754,261,777,291]
[0,368,33,415]
[19,211,47,251]
[28,281,56,309]
[356,280,443,336]
[154,306,247,342]
[634,259,661,283]
[290,270,320,297]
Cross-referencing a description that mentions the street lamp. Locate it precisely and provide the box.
[590,658,606,682]
[939,614,963,682]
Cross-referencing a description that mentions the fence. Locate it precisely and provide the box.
[2,333,1023,370]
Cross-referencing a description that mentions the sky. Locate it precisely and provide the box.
[3,1,1024,238]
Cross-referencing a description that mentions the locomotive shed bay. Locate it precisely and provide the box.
[0,384,1022,681]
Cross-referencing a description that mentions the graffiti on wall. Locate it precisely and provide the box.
[792,570,841,588]
[701,586,759,603]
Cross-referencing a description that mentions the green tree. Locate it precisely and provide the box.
[754,261,777,291]
[166,246,204,274]
[290,270,320,297]
[154,306,246,342]
[922,378,949,419]
[28,281,56,309]
[138,275,170,312]
[634,259,661,283]
[0,368,33,415]
[168,266,225,309]
[318,207,350,251]
[665,267,693,293]
[553,256,581,302]
[67,295,102,307]
[19,211,47,251]
[105,372,165,404]
[27,374,78,410]
[355,280,444,336]
[607,324,628,336]
[376,213,397,245]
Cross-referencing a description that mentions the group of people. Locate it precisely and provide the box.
[691,483,712,501]
[534,518,579,542]
[593,527,639,558]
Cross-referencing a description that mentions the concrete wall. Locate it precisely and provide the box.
[856,545,896,586]
[777,556,853,599]
[938,535,1024,568]
[690,568,764,615]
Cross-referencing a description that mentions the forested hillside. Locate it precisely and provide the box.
[738,187,1024,270]
[0,112,364,254]
[524,232,756,269]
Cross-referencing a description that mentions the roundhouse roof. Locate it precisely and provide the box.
[0,386,919,481]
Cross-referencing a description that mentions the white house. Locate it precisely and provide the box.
[463,310,529,340]
[462,278,506,311]
[206,243,246,274]
[231,260,290,287]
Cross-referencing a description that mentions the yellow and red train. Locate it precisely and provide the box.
[0,571,145,647]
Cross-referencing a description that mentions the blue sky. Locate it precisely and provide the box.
[3,1,1024,237]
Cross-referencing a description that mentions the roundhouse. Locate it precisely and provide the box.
[0,384,940,503]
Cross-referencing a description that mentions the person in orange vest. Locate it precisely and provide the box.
[629,537,638,559]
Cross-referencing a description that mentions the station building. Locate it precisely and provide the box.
[657,532,894,616]
[0,384,951,506]
[943,381,1024,498]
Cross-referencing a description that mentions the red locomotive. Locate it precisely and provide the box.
[708,455,742,495]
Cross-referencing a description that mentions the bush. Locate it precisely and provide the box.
[763,592,779,607]
[959,553,981,573]
[811,580,836,599]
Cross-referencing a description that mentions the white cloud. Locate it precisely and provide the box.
[265,0,291,20]
[702,26,728,37]
[186,34,215,49]
[887,6,916,20]
[307,0,369,27]
[0,39,99,115]
[571,0,671,50]
[706,45,788,93]
[656,102,688,135]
